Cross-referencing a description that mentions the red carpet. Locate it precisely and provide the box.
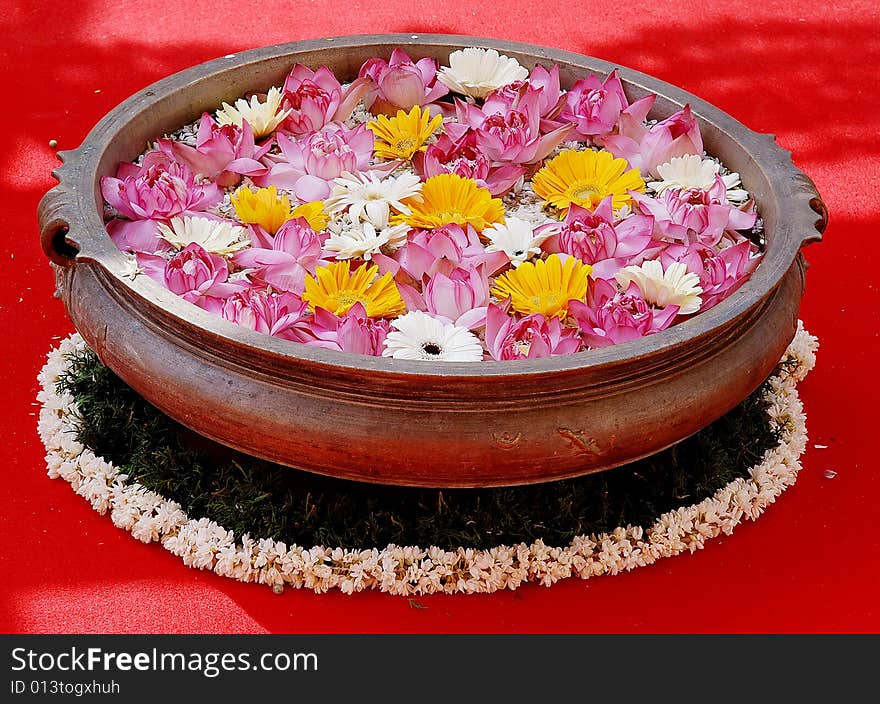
[2,1,878,633]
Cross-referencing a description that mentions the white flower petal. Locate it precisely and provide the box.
[382,311,483,362]
[437,47,528,99]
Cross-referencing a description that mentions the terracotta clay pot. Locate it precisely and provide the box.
[38,34,826,488]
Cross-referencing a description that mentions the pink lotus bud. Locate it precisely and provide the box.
[220,288,309,340]
[359,48,449,114]
[424,265,490,326]
[232,218,324,295]
[485,303,581,360]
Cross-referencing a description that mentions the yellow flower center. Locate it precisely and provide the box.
[569,181,605,208]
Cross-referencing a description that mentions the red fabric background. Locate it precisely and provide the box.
[2,0,878,633]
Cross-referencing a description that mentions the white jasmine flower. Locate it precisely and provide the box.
[324,171,422,227]
[323,217,410,260]
[648,154,749,203]
[157,216,249,255]
[437,47,529,99]
[615,260,703,314]
[383,311,484,362]
[216,86,290,138]
[482,216,551,266]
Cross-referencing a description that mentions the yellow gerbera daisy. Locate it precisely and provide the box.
[491,254,592,318]
[231,185,292,234]
[302,261,406,318]
[367,105,443,160]
[291,200,330,232]
[532,149,645,215]
[395,173,505,232]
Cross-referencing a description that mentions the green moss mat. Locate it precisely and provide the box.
[57,349,780,550]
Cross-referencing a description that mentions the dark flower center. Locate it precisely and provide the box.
[422,342,442,355]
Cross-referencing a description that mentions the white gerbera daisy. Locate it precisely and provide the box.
[383,311,484,362]
[648,154,749,203]
[324,171,423,228]
[615,260,703,314]
[157,216,249,255]
[323,217,410,260]
[437,47,529,99]
[483,216,552,266]
[216,86,291,139]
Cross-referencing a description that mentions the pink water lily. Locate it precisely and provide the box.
[631,175,757,247]
[559,69,655,140]
[232,218,324,295]
[220,288,310,341]
[546,197,654,278]
[600,104,702,178]
[424,264,491,329]
[660,239,760,311]
[256,123,374,201]
[485,303,581,360]
[569,278,679,348]
[358,48,449,115]
[281,65,371,136]
[137,243,249,313]
[157,113,270,187]
[395,224,509,280]
[414,123,524,196]
[484,64,565,129]
[301,302,390,356]
[456,89,572,166]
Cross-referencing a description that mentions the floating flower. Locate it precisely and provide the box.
[302,261,405,318]
[437,47,529,99]
[281,65,371,136]
[359,48,449,115]
[301,302,390,356]
[482,216,552,266]
[291,201,330,232]
[323,218,410,261]
[397,173,505,232]
[484,64,565,123]
[367,105,443,160]
[324,170,423,227]
[382,310,484,361]
[615,259,703,314]
[491,253,592,318]
[660,240,759,311]
[424,265,490,329]
[216,87,290,139]
[600,104,703,178]
[485,304,581,360]
[157,215,249,255]
[569,277,679,348]
[559,70,655,140]
[257,123,374,201]
[220,288,310,341]
[648,154,749,203]
[532,149,645,215]
[232,218,323,294]
[231,185,292,234]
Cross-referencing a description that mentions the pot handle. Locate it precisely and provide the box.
[806,195,828,246]
[38,149,87,268]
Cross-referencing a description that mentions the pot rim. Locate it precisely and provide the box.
[39,33,826,379]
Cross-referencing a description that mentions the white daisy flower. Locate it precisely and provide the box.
[324,171,423,228]
[648,154,749,203]
[482,216,552,266]
[157,215,249,255]
[615,259,703,314]
[323,217,410,260]
[216,86,291,139]
[437,47,529,99]
[383,311,484,362]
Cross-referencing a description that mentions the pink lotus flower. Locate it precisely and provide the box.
[281,65,371,136]
[393,224,508,280]
[547,197,654,278]
[101,151,221,221]
[106,219,171,254]
[484,64,565,128]
[456,89,572,166]
[301,302,390,356]
[569,278,679,348]
[256,123,374,201]
[157,113,270,187]
[414,123,524,196]
[358,48,449,115]
[232,218,324,295]
[220,287,310,341]
[660,239,760,311]
[631,176,757,247]
[559,70,655,140]
[485,303,581,360]
[137,243,249,313]
[600,104,702,178]
[424,265,491,329]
